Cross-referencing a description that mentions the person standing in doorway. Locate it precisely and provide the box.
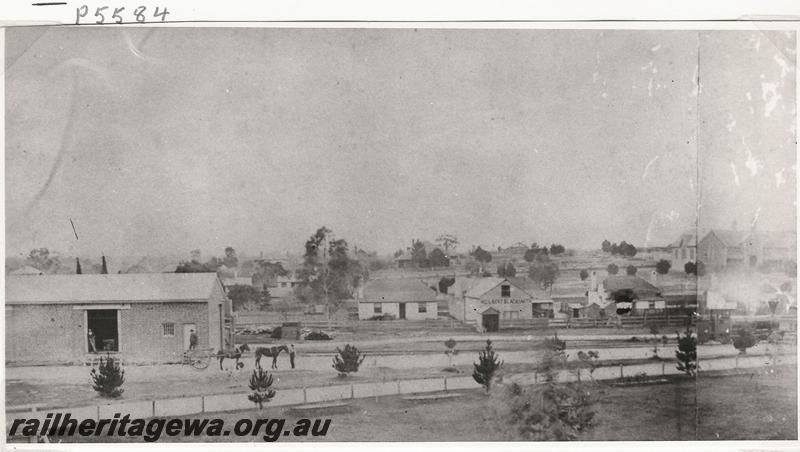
[189,329,198,350]
[289,344,296,369]
[87,329,97,353]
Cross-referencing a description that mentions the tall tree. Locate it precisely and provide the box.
[529,254,559,292]
[435,234,459,257]
[601,240,611,252]
[76,257,82,275]
[223,246,239,268]
[297,227,365,316]
[228,285,271,311]
[26,248,61,272]
[411,239,428,267]
[253,260,289,288]
[428,248,450,268]
[101,256,109,274]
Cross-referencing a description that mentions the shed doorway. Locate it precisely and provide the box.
[87,309,119,352]
[481,308,500,332]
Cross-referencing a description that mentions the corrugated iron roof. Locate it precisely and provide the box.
[361,278,438,303]
[603,275,660,295]
[6,273,223,304]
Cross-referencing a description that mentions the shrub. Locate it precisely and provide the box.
[247,368,276,409]
[473,339,503,391]
[733,329,757,354]
[543,333,566,351]
[305,331,332,341]
[576,350,600,379]
[90,355,125,398]
[579,269,589,281]
[332,344,366,377]
[675,329,697,376]
[626,265,637,276]
[491,334,594,440]
[607,264,619,275]
[655,259,671,275]
[367,313,396,321]
[270,326,282,339]
[684,261,697,275]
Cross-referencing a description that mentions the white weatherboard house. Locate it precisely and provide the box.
[358,278,439,320]
[448,277,553,331]
[6,273,232,365]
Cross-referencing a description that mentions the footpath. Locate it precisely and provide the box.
[6,352,794,427]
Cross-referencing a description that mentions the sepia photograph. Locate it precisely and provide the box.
[4,24,798,443]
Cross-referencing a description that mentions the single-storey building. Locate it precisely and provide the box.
[448,277,553,331]
[358,278,439,320]
[6,273,232,365]
[588,274,665,315]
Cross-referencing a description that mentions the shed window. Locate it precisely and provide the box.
[373,304,382,314]
[418,303,427,313]
[162,323,175,337]
[501,285,511,297]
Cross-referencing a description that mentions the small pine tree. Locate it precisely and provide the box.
[491,335,594,440]
[90,355,125,398]
[675,329,697,376]
[332,344,366,377]
[473,339,503,391]
[444,338,458,368]
[247,368,276,409]
[733,329,757,354]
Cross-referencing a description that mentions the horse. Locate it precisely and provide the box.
[254,345,289,369]
[218,343,250,371]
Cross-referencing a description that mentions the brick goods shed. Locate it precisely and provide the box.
[5,273,232,365]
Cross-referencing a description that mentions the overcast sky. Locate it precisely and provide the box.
[5,28,796,258]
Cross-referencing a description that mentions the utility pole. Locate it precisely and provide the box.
[694,30,701,440]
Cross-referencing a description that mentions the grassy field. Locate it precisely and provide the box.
[49,366,796,442]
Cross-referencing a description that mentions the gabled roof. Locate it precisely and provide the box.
[9,265,45,276]
[6,273,224,305]
[464,277,533,299]
[603,275,660,296]
[704,230,747,247]
[361,278,438,303]
[669,231,699,248]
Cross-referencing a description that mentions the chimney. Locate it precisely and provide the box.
[101,256,108,274]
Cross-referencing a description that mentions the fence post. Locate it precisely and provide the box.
[534,372,538,384]
[350,384,354,399]
[444,377,448,392]
[661,362,665,375]
[303,387,307,403]
[619,364,624,378]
